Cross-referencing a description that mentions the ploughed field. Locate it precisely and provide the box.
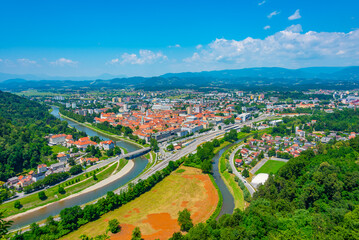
[61,166,218,240]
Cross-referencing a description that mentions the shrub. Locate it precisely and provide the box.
[38,191,47,201]
[14,200,22,209]
[108,219,121,234]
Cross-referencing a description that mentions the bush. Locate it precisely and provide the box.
[108,219,121,234]
[234,176,239,182]
[38,191,47,201]
[14,200,22,209]
[69,165,83,175]
[178,209,193,232]
[58,186,66,194]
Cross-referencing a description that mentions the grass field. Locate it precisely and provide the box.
[1,160,126,218]
[61,166,218,240]
[51,145,69,154]
[256,160,287,174]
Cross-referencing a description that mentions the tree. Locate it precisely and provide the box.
[107,219,121,234]
[38,191,47,201]
[201,160,212,174]
[169,232,184,240]
[224,129,238,142]
[14,200,22,209]
[212,139,220,147]
[93,173,98,181]
[131,227,142,240]
[0,210,12,237]
[150,138,159,152]
[241,125,251,133]
[242,169,249,178]
[167,144,174,151]
[107,148,114,157]
[69,164,83,175]
[58,186,66,194]
[178,209,193,232]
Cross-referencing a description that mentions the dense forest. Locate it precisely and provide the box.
[169,138,359,240]
[0,91,85,181]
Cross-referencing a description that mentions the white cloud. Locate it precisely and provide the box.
[169,44,181,48]
[268,11,280,19]
[120,50,167,65]
[108,58,120,64]
[264,25,271,30]
[50,58,78,66]
[196,44,203,50]
[258,0,266,6]
[288,9,301,20]
[183,24,359,68]
[17,58,37,65]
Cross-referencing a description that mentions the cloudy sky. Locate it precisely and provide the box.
[0,0,358,77]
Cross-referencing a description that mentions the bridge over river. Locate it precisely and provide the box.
[123,147,151,159]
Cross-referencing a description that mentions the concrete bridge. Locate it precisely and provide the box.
[123,147,151,159]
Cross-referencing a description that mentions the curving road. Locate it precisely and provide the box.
[229,145,256,196]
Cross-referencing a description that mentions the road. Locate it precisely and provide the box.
[229,145,257,196]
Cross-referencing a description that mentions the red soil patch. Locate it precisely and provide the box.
[111,171,218,240]
[181,201,189,208]
[111,223,136,240]
[103,219,109,222]
[182,174,218,222]
[142,213,180,240]
[124,214,131,218]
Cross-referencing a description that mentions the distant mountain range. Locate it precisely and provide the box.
[0,73,127,82]
[1,66,359,91]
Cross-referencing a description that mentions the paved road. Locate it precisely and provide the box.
[229,145,256,196]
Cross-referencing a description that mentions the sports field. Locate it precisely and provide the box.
[61,166,218,240]
[256,160,287,175]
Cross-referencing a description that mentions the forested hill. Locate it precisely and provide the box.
[0,91,83,182]
[174,138,359,239]
[0,91,49,125]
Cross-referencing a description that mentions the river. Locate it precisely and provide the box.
[9,106,148,230]
[212,142,238,218]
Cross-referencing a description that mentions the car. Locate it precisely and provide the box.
[244,180,247,183]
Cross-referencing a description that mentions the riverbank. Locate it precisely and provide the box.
[219,144,246,210]
[1,158,122,218]
[58,112,145,149]
[6,160,134,228]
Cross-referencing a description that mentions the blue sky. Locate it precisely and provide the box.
[0,0,358,77]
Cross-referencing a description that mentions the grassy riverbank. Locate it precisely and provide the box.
[219,145,245,210]
[2,160,127,218]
